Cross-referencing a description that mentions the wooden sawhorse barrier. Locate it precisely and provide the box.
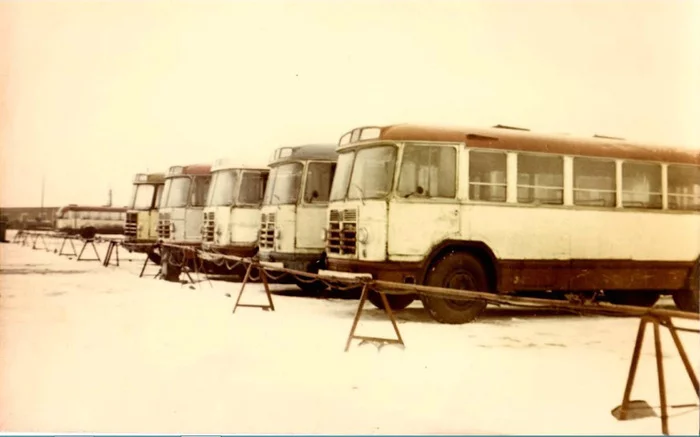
[57,235,101,262]
[232,260,275,313]
[139,244,162,279]
[612,314,699,435]
[102,240,120,267]
[58,235,78,257]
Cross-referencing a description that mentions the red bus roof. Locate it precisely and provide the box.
[339,124,700,166]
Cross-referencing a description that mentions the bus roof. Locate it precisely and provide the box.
[211,157,269,173]
[269,144,338,166]
[57,205,128,213]
[166,164,212,178]
[338,124,700,166]
[133,172,166,184]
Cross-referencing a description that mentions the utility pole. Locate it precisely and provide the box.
[40,175,45,220]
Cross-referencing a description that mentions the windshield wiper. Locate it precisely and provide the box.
[350,183,366,205]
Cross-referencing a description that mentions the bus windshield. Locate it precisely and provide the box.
[162,177,191,208]
[330,145,397,201]
[263,163,303,205]
[207,170,239,207]
[154,184,164,208]
[131,184,157,210]
[238,170,267,205]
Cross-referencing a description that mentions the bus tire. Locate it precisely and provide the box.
[605,290,660,308]
[673,289,699,313]
[367,290,415,311]
[420,251,488,324]
[673,262,700,313]
[147,250,161,265]
[80,226,97,240]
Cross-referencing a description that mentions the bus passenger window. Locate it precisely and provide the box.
[469,150,506,202]
[398,145,456,198]
[622,162,662,209]
[517,154,564,205]
[573,157,616,207]
[668,164,700,211]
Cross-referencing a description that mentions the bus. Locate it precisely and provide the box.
[55,204,127,239]
[318,123,700,323]
[258,144,338,293]
[157,164,212,281]
[200,158,269,275]
[123,172,165,264]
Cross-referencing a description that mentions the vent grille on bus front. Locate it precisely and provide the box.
[202,211,215,242]
[157,212,171,240]
[124,212,138,238]
[327,208,357,255]
[259,212,275,249]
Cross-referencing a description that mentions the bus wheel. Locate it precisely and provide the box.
[147,250,161,265]
[672,289,699,313]
[420,252,488,324]
[80,227,97,240]
[606,290,660,308]
[367,290,415,311]
[673,261,700,313]
[160,250,181,282]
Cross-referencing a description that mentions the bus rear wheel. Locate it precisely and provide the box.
[420,252,489,324]
[673,261,700,313]
[147,250,161,265]
[605,290,660,308]
[672,289,699,313]
[367,290,415,311]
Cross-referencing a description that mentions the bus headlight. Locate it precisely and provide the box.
[357,227,369,244]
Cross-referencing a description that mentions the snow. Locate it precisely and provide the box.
[1,230,698,435]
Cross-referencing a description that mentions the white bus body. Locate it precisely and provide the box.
[55,204,127,239]
[200,158,269,273]
[157,164,212,281]
[320,124,700,322]
[258,145,338,292]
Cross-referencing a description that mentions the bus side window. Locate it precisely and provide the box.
[469,150,507,202]
[517,153,564,205]
[398,145,456,198]
[622,162,662,209]
[573,157,616,207]
[668,164,700,211]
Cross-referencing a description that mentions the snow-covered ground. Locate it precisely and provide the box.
[1,230,698,435]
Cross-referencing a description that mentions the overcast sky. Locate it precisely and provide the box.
[1,0,698,208]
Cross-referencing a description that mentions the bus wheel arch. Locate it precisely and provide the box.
[420,240,499,292]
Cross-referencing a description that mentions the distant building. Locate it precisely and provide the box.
[0,207,60,229]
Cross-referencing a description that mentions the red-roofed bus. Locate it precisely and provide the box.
[157,164,212,281]
[320,123,700,322]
